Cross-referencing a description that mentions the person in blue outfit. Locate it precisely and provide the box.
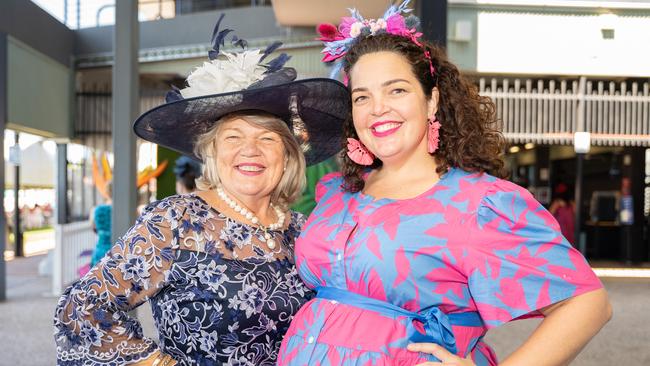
[90,181,112,267]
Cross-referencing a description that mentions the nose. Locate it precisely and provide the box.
[239,137,261,156]
[370,95,389,117]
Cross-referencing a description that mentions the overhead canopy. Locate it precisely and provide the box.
[5,141,55,189]
[271,0,385,26]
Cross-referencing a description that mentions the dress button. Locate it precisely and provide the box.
[330,300,338,305]
[307,336,315,344]
[337,253,342,261]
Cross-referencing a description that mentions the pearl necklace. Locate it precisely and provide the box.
[215,186,285,249]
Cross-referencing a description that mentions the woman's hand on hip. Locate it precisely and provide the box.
[408,343,476,366]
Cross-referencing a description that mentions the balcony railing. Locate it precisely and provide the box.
[480,77,650,146]
[32,0,270,29]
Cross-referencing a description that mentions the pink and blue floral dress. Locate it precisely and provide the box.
[278,168,602,365]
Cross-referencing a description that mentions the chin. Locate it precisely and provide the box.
[372,146,403,159]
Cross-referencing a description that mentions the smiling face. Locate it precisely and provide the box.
[349,51,438,166]
[214,117,286,203]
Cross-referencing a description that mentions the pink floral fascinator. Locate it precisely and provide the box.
[318,0,433,79]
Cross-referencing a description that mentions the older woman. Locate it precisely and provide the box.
[279,2,611,366]
[53,15,348,366]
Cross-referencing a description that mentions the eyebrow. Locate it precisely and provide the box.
[221,127,275,136]
[351,78,411,94]
[220,127,242,133]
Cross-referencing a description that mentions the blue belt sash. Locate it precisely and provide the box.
[315,286,483,355]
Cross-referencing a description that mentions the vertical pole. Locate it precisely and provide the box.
[574,77,588,255]
[64,0,68,26]
[574,152,585,255]
[112,1,139,243]
[534,145,551,206]
[418,0,447,47]
[56,144,68,225]
[0,32,7,301]
[13,132,22,257]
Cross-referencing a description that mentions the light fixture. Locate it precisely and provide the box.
[574,132,591,154]
[509,146,520,154]
[524,142,535,150]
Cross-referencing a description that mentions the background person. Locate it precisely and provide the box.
[173,156,202,195]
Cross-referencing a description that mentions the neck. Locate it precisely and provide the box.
[218,187,276,223]
[376,145,439,184]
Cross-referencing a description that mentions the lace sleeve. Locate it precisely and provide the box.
[54,198,184,365]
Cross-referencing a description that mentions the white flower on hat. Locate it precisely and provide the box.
[180,50,267,98]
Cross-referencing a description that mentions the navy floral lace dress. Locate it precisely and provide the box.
[54,194,312,365]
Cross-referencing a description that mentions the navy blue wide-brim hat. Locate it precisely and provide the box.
[133,13,350,166]
[133,75,349,166]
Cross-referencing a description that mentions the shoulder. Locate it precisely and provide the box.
[318,171,344,188]
[94,204,111,213]
[481,176,537,210]
[287,210,307,236]
[138,194,210,224]
[315,171,344,202]
[439,168,500,212]
[447,168,532,205]
[476,176,547,229]
[289,210,306,228]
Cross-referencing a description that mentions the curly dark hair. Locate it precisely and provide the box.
[340,33,507,192]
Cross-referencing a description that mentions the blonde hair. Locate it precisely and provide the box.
[194,111,306,208]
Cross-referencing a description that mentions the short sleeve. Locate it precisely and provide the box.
[54,197,185,365]
[314,171,343,202]
[465,179,602,328]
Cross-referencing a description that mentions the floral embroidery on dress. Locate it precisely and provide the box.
[54,194,311,365]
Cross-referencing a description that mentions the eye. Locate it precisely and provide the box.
[391,88,406,95]
[260,136,276,141]
[353,95,368,103]
[224,135,240,141]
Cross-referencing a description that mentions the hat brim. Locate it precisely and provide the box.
[133,78,350,166]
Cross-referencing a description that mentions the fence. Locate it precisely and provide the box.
[52,221,96,295]
[479,77,650,146]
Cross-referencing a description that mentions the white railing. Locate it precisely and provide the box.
[52,221,96,295]
[479,77,650,146]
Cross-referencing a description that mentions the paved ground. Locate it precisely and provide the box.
[1,254,649,365]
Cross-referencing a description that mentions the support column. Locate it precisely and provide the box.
[0,33,7,301]
[56,144,68,225]
[111,1,139,243]
[534,145,551,206]
[418,0,447,46]
[574,152,585,255]
[13,132,22,257]
[620,147,645,263]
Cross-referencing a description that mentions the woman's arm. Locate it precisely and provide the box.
[410,288,612,366]
[501,288,611,366]
[54,200,180,365]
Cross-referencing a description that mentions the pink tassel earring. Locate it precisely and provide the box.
[346,138,375,165]
[427,117,441,154]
